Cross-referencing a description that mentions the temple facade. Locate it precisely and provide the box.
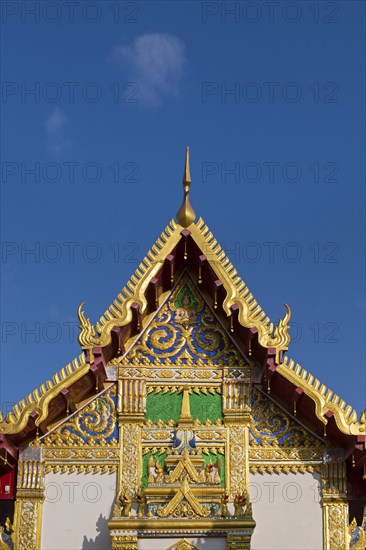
[1,149,366,549]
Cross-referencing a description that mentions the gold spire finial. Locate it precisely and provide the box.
[177,147,196,228]
[183,146,191,185]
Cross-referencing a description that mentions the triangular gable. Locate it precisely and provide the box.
[39,385,118,447]
[250,386,323,449]
[33,385,118,475]
[77,218,291,358]
[0,198,364,455]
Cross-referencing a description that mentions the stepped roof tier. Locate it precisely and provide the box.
[0,148,365,522]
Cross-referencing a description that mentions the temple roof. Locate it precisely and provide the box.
[1,148,365,485]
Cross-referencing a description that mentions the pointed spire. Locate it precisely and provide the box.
[177,147,196,228]
[183,146,191,185]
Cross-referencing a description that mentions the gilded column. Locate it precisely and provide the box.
[322,462,349,550]
[223,371,251,497]
[117,377,145,495]
[13,452,44,550]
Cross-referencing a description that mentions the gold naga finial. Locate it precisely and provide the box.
[176,147,196,228]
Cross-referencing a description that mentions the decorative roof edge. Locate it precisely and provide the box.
[277,356,366,437]
[0,216,291,438]
[78,219,181,349]
[78,217,291,358]
[190,219,291,356]
[0,353,88,435]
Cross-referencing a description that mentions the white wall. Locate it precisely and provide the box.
[138,538,226,550]
[250,472,323,550]
[40,471,322,549]
[41,471,116,550]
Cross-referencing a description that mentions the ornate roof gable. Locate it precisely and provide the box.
[77,216,291,358]
[0,149,364,461]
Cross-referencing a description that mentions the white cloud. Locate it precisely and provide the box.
[114,33,187,106]
[45,107,69,153]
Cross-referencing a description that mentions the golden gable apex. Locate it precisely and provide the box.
[77,149,290,355]
[78,216,291,356]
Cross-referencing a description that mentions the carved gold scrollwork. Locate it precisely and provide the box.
[125,274,244,367]
[120,424,140,494]
[41,385,117,447]
[322,462,349,549]
[110,534,138,550]
[324,501,349,550]
[14,496,43,550]
[229,426,246,494]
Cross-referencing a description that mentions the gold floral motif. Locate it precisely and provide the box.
[249,447,323,461]
[323,463,349,549]
[41,385,117,447]
[125,276,243,367]
[250,387,323,448]
[14,497,43,550]
[229,426,246,494]
[150,431,171,439]
[197,431,217,440]
[110,534,138,550]
[120,424,140,494]
[325,501,349,549]
[43,447,118,460]
[158,370,175,378]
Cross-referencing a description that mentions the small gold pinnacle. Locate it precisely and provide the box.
[177,147,196,228]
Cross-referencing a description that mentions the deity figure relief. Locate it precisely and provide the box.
[205,457,221,484]
[174,292,198,326]
[155,459,164,483]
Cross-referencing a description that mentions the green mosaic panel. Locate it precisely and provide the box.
[145,392,182,424]
[190,392,222,423]
[145,391,222,424]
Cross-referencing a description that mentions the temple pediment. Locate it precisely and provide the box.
[1,149,365,550]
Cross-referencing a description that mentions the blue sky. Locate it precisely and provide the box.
[1,1,365,417]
